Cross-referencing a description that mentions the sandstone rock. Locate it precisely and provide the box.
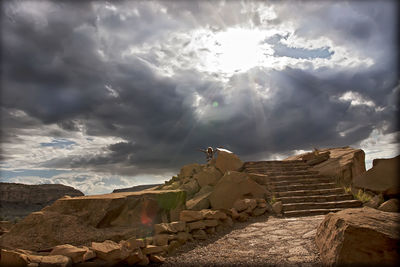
[200,209,227,220]
[353,155,400,198]
[0,190,186,251]
[91,240,129,262]
[286,147,366,187]
[378,198,400,213]
[144,237,153,246]
[209,171,267,210]
[0,249,30,267]
[252,207,268,216]
[167,240,181,255]
[40,255,72,267]
[142,245,165,255]
[186,191,211,211]
[176,232,191,244]
[187,220,206,231]
[237,212,249,222]
[149,254,165,263]
[194,166,222,187]
[203,219,219,227]
[205,227,216,234]
[233,198,257,213]
[180,210,204,222]
[215,150,243,174]
[113,184,161,193]
[126,237,145,249]
[124,248,145,265]
[230,208,240,220]
[137,255,150,266]
[191,229,207,240]
[364,194,384,209]
[181,179,200,197]
[153,234,169,246]
[247,173,269,185]
[154,221,186,234]
[315,207,400,266]
[50,244,95,264]
[272,201,282,214]
[179,164,203,179]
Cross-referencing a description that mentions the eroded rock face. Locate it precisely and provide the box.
[285,146,366,186]
[0,190,186,251]
[209,171,267,210]
[0,183,84,220]
[315,207,400,266]
[353,155,400,198]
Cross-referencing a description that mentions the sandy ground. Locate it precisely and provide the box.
[158,214,325,266]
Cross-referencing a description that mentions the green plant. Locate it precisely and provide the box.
[354,189,372,203]
[344,186,352,194]
[269,195,277,205]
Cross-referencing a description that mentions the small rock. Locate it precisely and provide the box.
[137,255,150,266]
[149,254,165,263]
[40,255,72,267]
[187,220,206,231]
[203,219,219,227]
[234,199,257,212]
[124,248,145,265]
[0,249,30,267]
[126,237,146,249]
[201,209,227,220]
[230,208,240,220]
[252,207,268,216]
[176,232,191,244]
[180,210,204,222]
[378,198,400,212]
[191,229,207,240]
[272,201,283,214]
[153,234,169,246]
[364,194,384,209]
[154,221,186,234]
[91,240,129,262]
[142,245,164,255]
[167,240,181,255]
[237,212,249,222]
[205,227,216,234]
[50,244,94,264]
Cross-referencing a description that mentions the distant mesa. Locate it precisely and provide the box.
[0,183,84,221]
[112,184,162,193]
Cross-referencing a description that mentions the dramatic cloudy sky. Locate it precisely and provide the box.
[1,0,399,195]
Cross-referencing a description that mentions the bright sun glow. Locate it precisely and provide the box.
[194,28,274,74]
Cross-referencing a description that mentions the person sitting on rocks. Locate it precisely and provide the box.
[198,147,216,162]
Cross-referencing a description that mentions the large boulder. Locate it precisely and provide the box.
[285,146,366,186]
[215,149,243,174]
[353,155,400,198]
[0,190,186,251]
[193,166,222,187]
[179,163,203,179]
[315,207,400,266]
[209,171,267,210]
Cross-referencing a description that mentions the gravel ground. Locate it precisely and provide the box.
[155,214,325,267]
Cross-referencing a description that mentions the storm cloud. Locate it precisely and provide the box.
[1,0,398,194]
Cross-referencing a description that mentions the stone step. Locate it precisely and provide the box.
[268,177,334,187]
[244,166,310,172]
[266,174,326,182]
[273,182,337,192]
[275,187,345,197]
[277,194,354,204]
[283,208,343,217]
[244,160,306,165]
[247,170,319,176]
[282,199,363,212]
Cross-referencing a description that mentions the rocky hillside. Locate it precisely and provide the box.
[0,183,84,221]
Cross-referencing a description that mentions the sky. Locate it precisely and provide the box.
[1,0,399,195]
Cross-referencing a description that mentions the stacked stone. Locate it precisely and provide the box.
[230,198,269,222]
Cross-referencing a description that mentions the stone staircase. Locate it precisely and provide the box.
[242,160,362,217]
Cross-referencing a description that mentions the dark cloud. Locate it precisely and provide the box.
[1,0,398,177]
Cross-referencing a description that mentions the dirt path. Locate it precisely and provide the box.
[161,214,325,266]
